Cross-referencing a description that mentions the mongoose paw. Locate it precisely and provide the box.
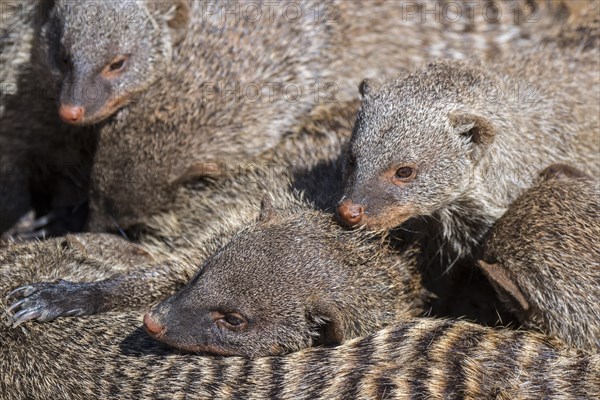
[5,280,96,327]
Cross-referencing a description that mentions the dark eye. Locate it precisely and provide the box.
[394,166,416,181]
[102,55,129,77]
[109,58,125,71]
[213,311,248,332]
[58,47,70,69]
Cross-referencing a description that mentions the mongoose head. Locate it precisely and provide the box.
[338,62,497,231]
[37,0,190,125]
[144,198,422,357]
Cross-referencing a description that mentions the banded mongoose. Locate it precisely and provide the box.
[0,0,582,234]
[142,198,427,357]
[82,0,595,233]
[479,164,600,351]
[2,0,581,319]
[337,43,599,263]
[3,101,360,325]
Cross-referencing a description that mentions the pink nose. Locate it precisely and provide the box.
[337,200,365,226]
[143,313,166,337]
[59,105,85,124]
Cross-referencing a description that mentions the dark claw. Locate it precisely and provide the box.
[11,308,43,328]
[4,280,100,326]
[5,285,37,302]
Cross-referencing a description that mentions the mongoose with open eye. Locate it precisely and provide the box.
[338,44,599,264]
[142,198,427,357]
[82,0,595,232]
[0,0,583,235]
[479,164,600,351]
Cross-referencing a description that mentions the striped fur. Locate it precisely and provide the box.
[1,312,598,399]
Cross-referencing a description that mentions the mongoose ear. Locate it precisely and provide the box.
[449,113,496,146]
[147,0,191,46]
[449,112,496,162]
[170,161,222,186]
[358,78,379,99]
[477,260,530,313]
[309,305,345,345]
[167,0,191,45]
[538,163,590,182]
[258,195,277,223]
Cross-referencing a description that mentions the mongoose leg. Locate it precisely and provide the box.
[2,233,193,326]
[5,261,196,325]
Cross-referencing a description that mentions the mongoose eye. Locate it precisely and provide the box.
[109,59,125,71]
[102,55,129,77]
[212,311,248,332]
[392,166,416,183]
[57,46,70,70]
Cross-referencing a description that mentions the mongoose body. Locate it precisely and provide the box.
[0,0,37,232]
[0,0,585,234]
[479,164,600,351]
[143,200,427,357]
[1,308,598,399]
[83,0,599,233]
[338,44,599,262]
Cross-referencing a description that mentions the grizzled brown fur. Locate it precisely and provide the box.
[480,164,600,351]
[1,232,598,397]
[4,100,510,331]
[83,0,596,233]
[1,187,599,396]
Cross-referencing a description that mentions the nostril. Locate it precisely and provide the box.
[59,105,85,123]
[337,200,365,226]
[143,313,166,336]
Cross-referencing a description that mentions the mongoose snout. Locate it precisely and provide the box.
[143,313,166,337]
[337,200,365,226]
[58,105,85,124]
